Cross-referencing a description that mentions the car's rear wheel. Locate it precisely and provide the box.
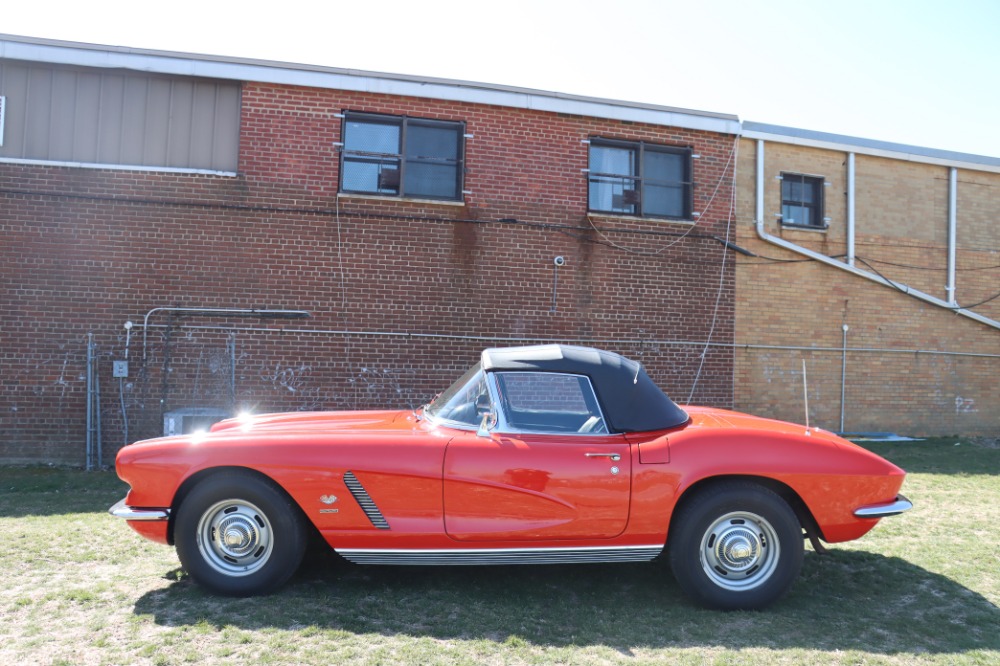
[174,471,307,596]
[668,481,803,610]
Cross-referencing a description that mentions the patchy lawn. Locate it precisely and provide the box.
[0,437,997,665]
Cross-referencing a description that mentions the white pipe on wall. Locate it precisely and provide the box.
[756,139,765,223]
[141,307,311,360]
[947,167,958,305]
[752,142,999,331]
[847,153,856,267]
[754,218,1000,330]
[136,320,1000,357]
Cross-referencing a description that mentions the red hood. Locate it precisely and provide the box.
[209,409,415,435]
[120,409,425,461]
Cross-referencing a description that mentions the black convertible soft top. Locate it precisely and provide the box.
[481,344,689,433]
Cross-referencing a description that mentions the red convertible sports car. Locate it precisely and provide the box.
[111,344,911,610]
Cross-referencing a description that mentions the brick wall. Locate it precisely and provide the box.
[735,139,999,435]
[0,83,737,464]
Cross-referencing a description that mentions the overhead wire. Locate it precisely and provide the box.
[687,135,740,404]
[852,237,999,254]
[0,181,777,267]
[854,255,1000,272]
[5,149,994,316]
[853,256,1000,312]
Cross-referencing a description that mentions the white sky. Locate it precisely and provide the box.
[5,0,1000,157]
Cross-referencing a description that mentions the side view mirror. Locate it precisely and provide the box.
[477,411,496,438]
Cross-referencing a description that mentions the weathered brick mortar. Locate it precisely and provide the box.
[1,84,737,463]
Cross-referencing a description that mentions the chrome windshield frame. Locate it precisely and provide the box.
[423,364,493,432]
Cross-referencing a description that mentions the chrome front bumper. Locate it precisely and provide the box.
[109,497,170,521]
[854,494,913,519]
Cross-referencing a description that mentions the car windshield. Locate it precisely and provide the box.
[423,363,490,427]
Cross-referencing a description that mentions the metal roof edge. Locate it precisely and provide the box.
[743,121,1000,173]
[0,33,739,135]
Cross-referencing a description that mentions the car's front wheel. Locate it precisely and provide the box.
[668,481,803,610]
[174,471,307,596]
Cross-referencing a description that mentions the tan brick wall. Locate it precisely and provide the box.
[956,171,1000,322]
[734,138,999,436]
[854,155,950,298]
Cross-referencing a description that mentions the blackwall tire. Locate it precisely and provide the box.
[668,481,803,610]
[174,471,307,596]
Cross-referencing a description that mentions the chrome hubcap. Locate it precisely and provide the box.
[196,500,274,576]
[221,516,256,552]
[700,511,780,591]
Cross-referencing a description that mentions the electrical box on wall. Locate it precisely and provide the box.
[112,360,129,378]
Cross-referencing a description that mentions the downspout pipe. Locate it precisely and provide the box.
[755,140,765,223]
[753,141,1000,331]
[947,167,958,305]
[847,153,856,267]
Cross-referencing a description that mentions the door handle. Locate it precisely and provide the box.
[585,452,621,461]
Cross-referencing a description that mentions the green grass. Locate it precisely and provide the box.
[0,437,997,665]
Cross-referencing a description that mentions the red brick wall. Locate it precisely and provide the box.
[0,82,737,464]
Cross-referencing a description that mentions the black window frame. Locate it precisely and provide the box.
[340,111,465,202]
[780,173,826,229]
[587,138,693,220]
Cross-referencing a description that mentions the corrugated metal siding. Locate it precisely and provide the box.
[0,61,240,171]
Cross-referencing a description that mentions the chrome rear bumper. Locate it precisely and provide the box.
[854,494,912,519]
[109,497,170,521]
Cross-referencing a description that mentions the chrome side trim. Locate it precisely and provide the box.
[343,471,390,530]
[108,498,170,521]
[854,494,913,519]
[336,545,663,566]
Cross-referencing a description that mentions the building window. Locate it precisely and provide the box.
[340,112,464,201]
[588,139,692,219]
[780,173,825,228]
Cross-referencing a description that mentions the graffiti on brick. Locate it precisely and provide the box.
[260,362,332,411]
[347,366,424,410]
[954,396,978,414]
[263,362,312,394]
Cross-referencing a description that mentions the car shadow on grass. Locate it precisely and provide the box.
[133,548,999,657]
